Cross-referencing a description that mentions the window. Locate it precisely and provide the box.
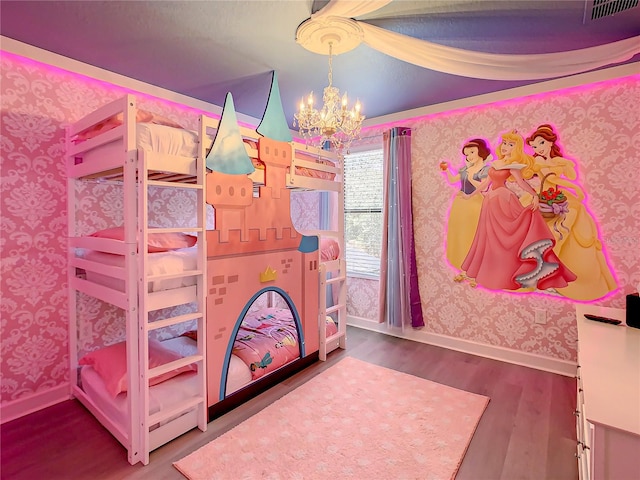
[343,149,383,277]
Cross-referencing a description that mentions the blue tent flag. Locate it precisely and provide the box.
[256,71,293,142]
[206,92,256,174]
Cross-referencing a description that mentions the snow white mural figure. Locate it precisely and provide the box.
[439,138,491,279]
[459,130,576,292]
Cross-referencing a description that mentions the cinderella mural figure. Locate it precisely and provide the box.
[460,130,576,292]
[440,138,491,277]
[525,124,616,301]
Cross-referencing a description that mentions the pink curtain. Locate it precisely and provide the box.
[378,127,424,329]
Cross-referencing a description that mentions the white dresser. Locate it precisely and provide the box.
[575,305,640,480]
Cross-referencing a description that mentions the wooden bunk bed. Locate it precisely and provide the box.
[66,95,208,466]
[66,92,347,463]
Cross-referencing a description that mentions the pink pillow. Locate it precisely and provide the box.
[320,237,340,261]
[181,330,198,341]
[79,340,197,398]
[90,227,197,253]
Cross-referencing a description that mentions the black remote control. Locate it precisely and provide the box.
[584,314,622,325]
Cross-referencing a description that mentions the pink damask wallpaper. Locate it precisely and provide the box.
[349,74,639,361]
[0,52,328,408]
[1,50,638,413]
[0,53,214,406]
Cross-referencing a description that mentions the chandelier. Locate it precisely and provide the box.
[293,41,365,154]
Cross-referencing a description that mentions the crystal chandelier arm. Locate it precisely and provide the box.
[294,22,365,154]
[327,42,333,87]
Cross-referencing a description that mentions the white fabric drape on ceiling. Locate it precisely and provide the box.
[312,0,393,20]
[312,0,640,81]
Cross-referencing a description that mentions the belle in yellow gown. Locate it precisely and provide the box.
[526,124,616,301]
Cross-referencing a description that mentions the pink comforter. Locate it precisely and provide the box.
[292,159,337,180]
[232,307,300,380]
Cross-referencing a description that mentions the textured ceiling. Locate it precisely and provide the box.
[1,0,639,126]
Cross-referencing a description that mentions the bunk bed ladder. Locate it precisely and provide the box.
[319,258,348,361]
[319,155,348,361]
[137,145,207,465]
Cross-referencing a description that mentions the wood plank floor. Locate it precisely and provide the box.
[1,326,579,480]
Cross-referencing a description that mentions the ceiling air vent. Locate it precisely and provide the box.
[591,0,638,20]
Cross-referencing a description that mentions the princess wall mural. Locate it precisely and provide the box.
[440,124,616,302]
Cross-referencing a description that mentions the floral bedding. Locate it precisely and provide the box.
[184,308,339,381]
[232,307,300,380]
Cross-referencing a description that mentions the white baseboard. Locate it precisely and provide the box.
[347,315,577,377]
[0,384,70,424]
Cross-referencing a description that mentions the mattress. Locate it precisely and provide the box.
[225,353,253,394]
[80,336,252,431]
[133,123,199,157]
[169,336,252,395]
[231,308,339,382]
[81,247,198,293]
[80,337,200,430]
[155,337,253,394]
[85,122,198,155]
[233,307,301,381]
[293,159,337,181]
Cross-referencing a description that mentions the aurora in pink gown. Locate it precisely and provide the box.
[461,167,576,291]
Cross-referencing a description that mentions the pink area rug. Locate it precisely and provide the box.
[174,356,489,480]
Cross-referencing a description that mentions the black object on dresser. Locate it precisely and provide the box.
[627,292,640,329]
